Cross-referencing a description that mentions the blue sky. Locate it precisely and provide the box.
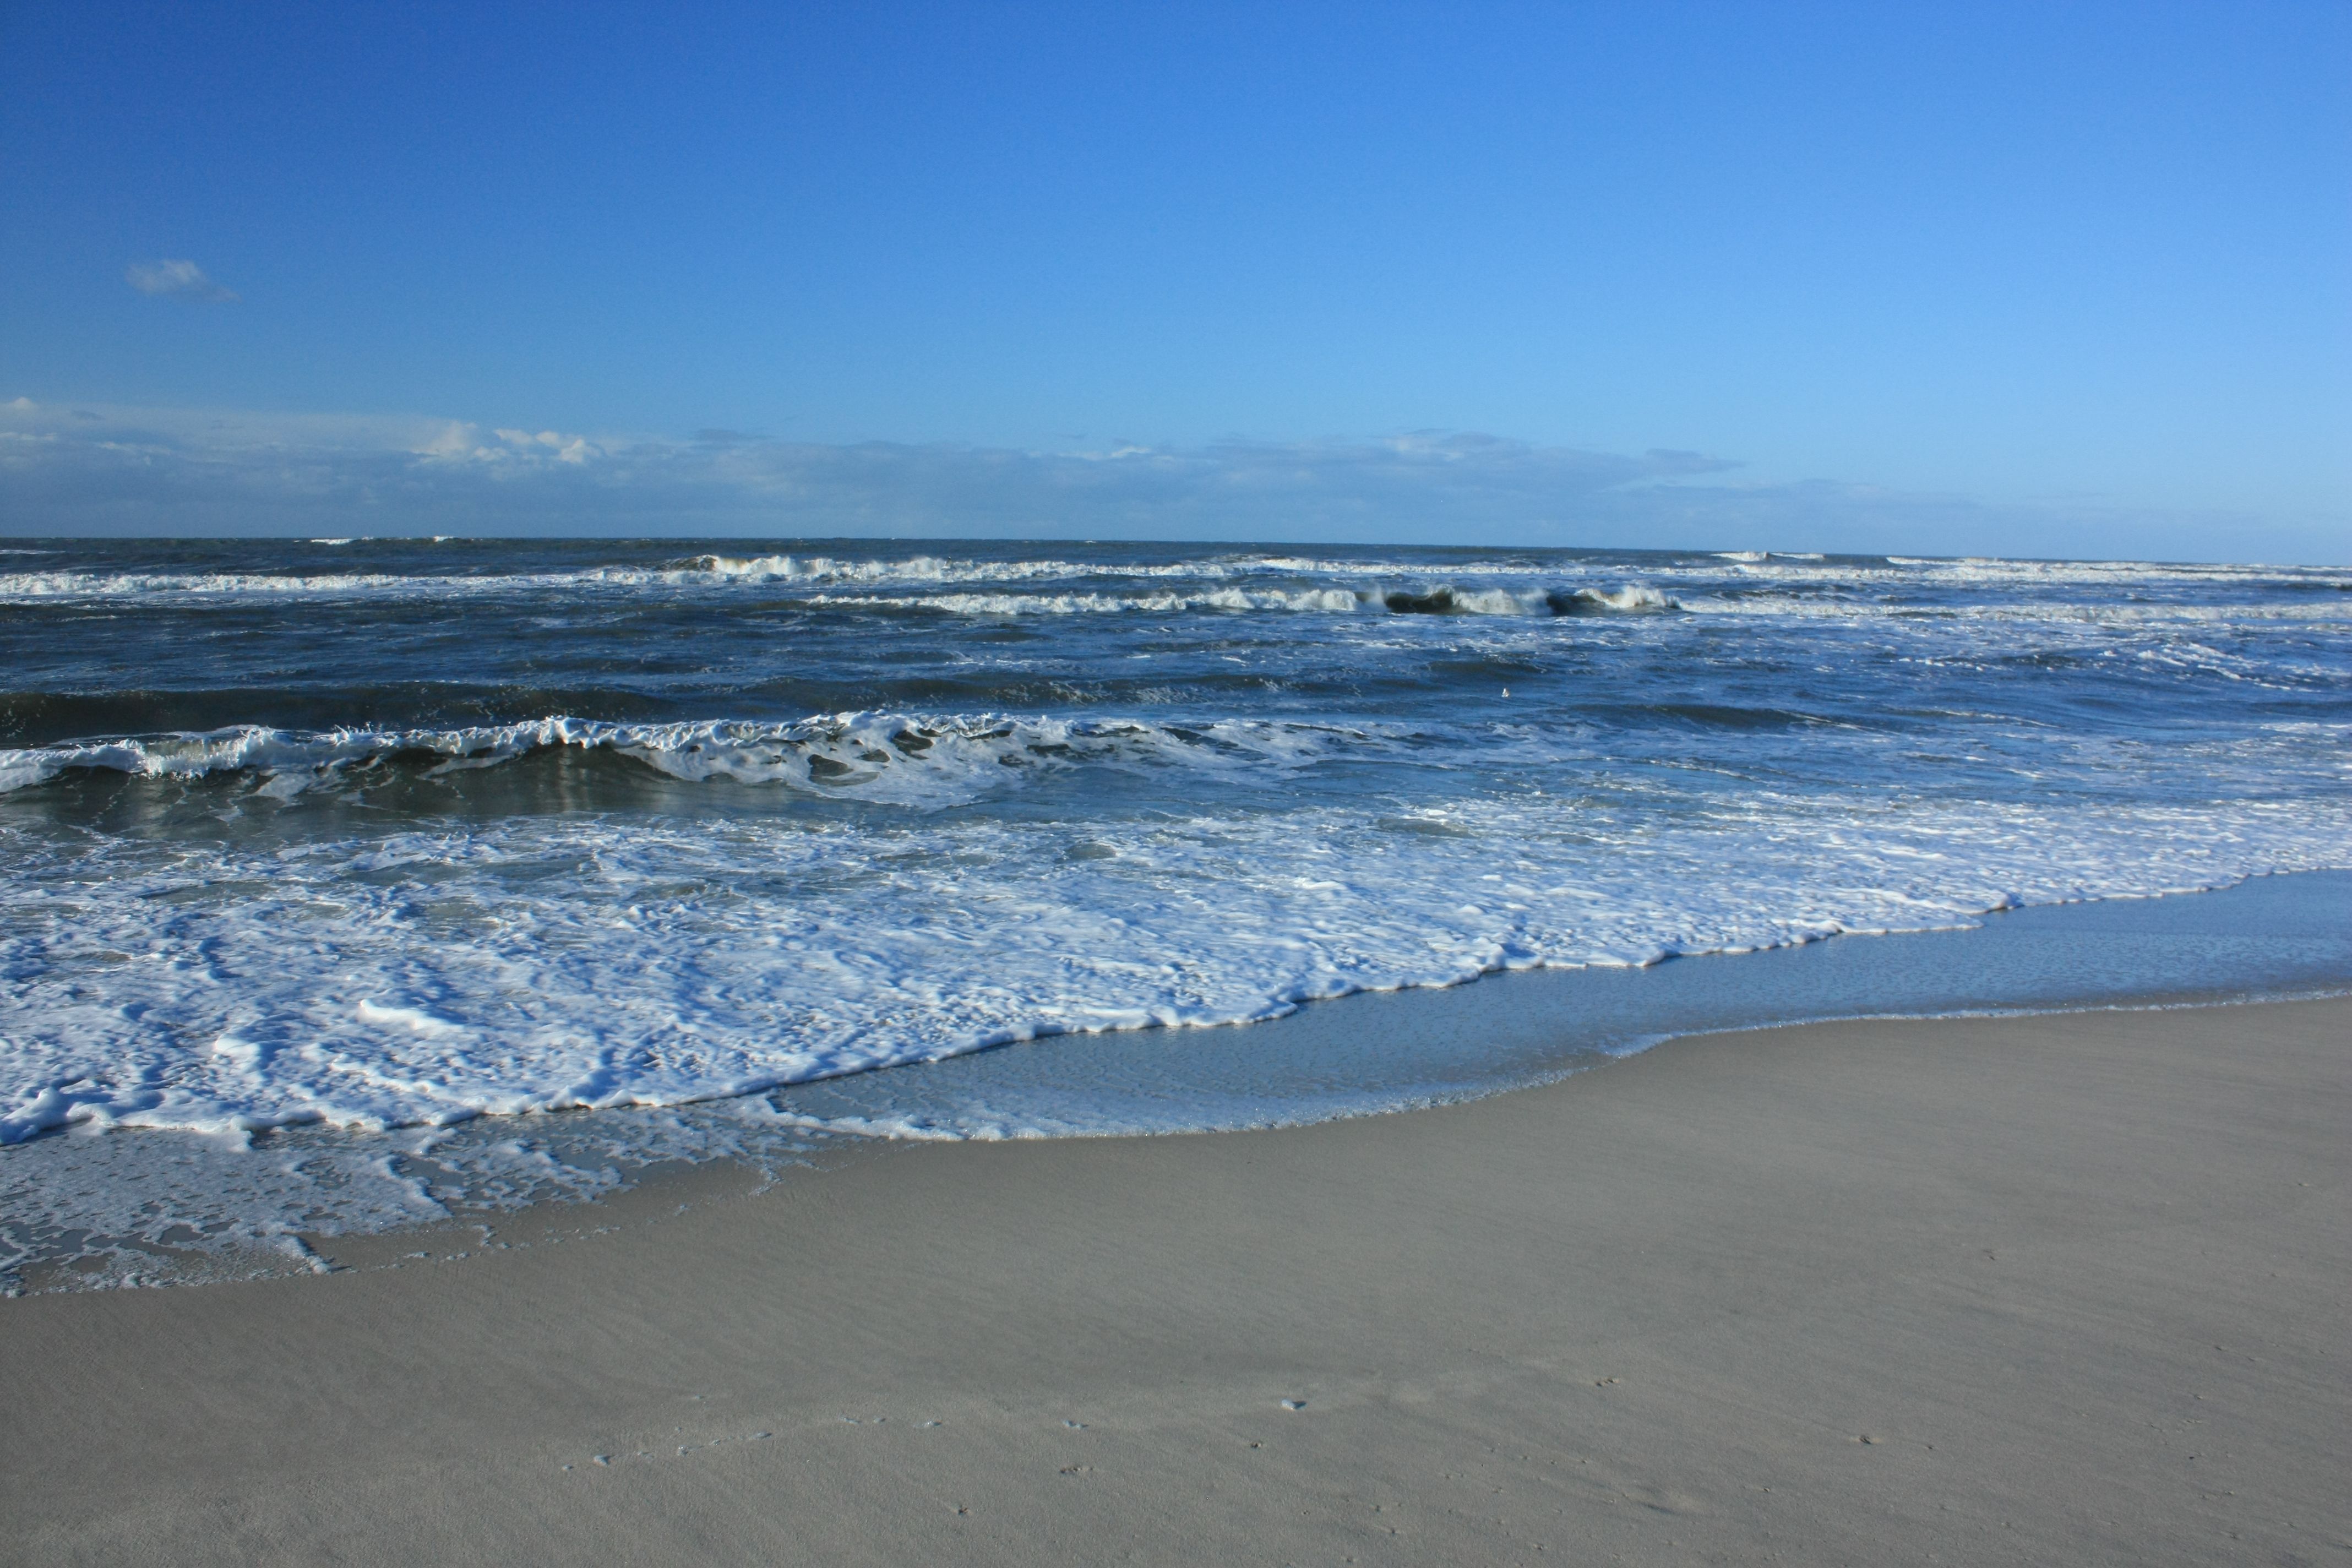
[3,1,2347,558]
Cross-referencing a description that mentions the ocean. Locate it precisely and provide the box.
[4,537,2349,1288]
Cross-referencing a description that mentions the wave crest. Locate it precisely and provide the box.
[0,712,1382,804]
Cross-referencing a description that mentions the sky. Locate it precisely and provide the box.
[2,1,2347,559]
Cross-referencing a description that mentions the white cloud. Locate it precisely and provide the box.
[418,423,603,467]
[0,398,2340,563]
[124,259,238,303]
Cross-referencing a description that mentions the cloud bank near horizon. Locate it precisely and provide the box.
[1,397,2340,564]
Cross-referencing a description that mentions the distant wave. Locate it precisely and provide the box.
[3,544,2339,613]
[0,551,1389,600]
[0,557,1689,618]
[801,582,1682,617]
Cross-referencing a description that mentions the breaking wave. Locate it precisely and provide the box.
[0,554,1684,617]
[0,711,1389,804]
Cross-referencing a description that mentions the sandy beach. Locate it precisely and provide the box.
[4,995,2346,1565]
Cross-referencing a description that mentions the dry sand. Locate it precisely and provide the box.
[3,996,2346,1565]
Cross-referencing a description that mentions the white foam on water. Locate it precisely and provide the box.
[0,551,1254,601]
[7,548,2336,609]
[810,587,1375,616]
[7,780,2346,1155]
[0,1093,843,1293]
[1560,585,1676,613]
[1672,591,2352,627]
[0,711,1382,801]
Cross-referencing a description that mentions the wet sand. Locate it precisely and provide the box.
[3,997,2347,1565]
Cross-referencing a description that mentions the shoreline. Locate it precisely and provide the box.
[5,995,2346,1562]
[8,865,2352,1293]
